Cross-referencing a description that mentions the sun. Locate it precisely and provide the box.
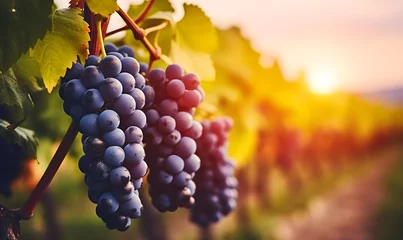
[307,68,338,94]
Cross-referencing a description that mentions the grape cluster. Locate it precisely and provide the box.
[190,118,238,227]
[143,64,205,212]
[59,46,150,231]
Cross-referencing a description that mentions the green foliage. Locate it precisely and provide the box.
[32,8,90,93]
[12,53,44,93]
[86,0,118,17]
[0,120,38,159]
[0,0,53,71]
[127,0,174,20]
[0,69,33,123]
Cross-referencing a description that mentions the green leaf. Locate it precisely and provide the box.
[0,120,38,159]
[0,0,53,71]
[86,0,118,17]
[0,69,33,123]
[176,4,217,53]
[33,8,90,93]
[12,53,44,93]
[127,0,174,20]
[171,42,215,81]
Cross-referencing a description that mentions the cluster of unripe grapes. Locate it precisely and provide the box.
[59,43,238,230]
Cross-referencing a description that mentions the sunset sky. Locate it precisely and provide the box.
[56,0,403,93]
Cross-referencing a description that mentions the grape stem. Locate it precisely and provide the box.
[96,18,107,58]
[18,122,79,219]
[144,21,169,36]
[105,25,129,37]
[116,6,161,62]
[134,0,155,24]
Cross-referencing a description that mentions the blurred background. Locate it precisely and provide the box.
[2,0,403,239]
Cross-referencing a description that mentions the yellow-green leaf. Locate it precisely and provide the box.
[171,41,215,81]
[176,4,217,53]
[33,8,90,93]
[86,0,118,17]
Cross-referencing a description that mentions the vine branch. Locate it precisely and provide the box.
[135,0,155,24]
[18,122,79,219]
[144,21,169,36]
[116,6,161,62]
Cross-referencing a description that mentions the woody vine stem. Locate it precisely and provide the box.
[17,0,161,220]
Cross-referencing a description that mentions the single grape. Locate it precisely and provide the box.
[144,127,162,145]
[162,130,181,146]
[134,74,146,89]
[80,114,101,136]
[142,85,155,108]
[182,121,203,139]
[129,88,146,109]
[64,79,87,103]
[118,45,135,58]
[164,155,184,175]
[83,136,107,157]
[174,112,193,131]
[82,89,105,112]
[145,109,160,126]
[99,55,122,78]
[148,69,166,87]
[165,64,184,80]
[113,181,135,201]
[152,194,171,212]
[157,144,174,157]
[159,99,178,117]
[156,171,173,185]
[139,63,148,75]
[181,73,200,90]
[109,94,136,117]
[121,110,147,130]
[107,52,124,60]
[116,72,135,93]
[78,155,92,174]
[120,194,143,218]
[103,128,125,147]
[89,161,111,180]
[85,55,100,67]
[175,137,197,158]
[64,62,84,82]
[105,43,118,53]
[110,166,131,186]
[98,192,119,214]
[178,90,202,109]
[99,78,123,101]
[124,126,143,144]
[183,154,201,173]
[88,189,103,204]
[129,161,148,179]
[121,57,140,76]
[157,116,176,133]
[104,146,125,168]
[172,171,191,189]
[131,178,143,190]
[97,110,120,132]
[124,143,146,166]
[166,79,185,99]
[187,180,196,195]
[70,104,87,122]
[82,66,104,88]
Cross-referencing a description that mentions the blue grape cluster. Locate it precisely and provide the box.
[59,46,150,231]
[190,118,238,227]
[143,64,205,212]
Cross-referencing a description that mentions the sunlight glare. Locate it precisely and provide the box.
[307,68,338,94]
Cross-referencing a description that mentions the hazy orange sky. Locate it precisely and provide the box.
[56,0,403,92]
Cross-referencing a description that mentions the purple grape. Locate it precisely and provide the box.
[175,137,197,158]
[82,66,104,88]
[166,79,185,99]
[99,55,122,78]
[116,72,135,93]
[97,110,120,132]
[109,94,136,117]
[163,155,184,175]
[99,78,123,101]
[121,57,140,76]
[165,64,184,80]
[103,128,125,147]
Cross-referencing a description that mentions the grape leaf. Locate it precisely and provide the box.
[86,0,118,17]
[12,53,44,93]
[0,120,38,159]
[33,8,90,93]
[127,0,174,20]
[0,69,33,123]
[0,0,53,72]
[175,4,217,53]
[171,42,215,81]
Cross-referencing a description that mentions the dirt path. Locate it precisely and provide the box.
[274,149,398,240]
